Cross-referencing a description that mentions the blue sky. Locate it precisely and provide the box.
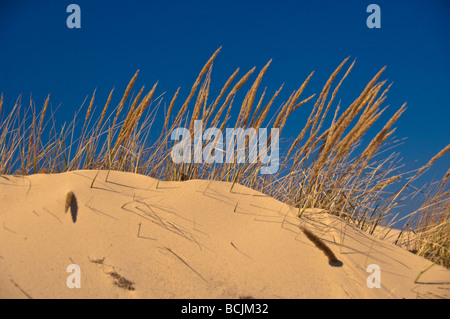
[0,0,449,184]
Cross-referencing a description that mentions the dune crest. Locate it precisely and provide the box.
[0,170,448,299]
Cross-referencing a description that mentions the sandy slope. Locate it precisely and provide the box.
[0,170,448,299]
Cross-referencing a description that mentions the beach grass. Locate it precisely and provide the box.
[0,47,448,267]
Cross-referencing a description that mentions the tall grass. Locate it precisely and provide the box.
[0,48,448,267]
[393,157,450,268]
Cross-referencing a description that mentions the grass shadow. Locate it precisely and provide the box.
[70,193,78,223]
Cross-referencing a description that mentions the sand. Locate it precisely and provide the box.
[0,170,449,299]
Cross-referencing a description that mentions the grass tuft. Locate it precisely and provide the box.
[0,48,448,267]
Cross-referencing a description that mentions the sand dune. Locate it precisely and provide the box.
[0,170,448,299]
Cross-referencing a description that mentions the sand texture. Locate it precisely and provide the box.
[1,170,449,299]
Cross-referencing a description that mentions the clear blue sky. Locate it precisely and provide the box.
[0,0,449,183]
